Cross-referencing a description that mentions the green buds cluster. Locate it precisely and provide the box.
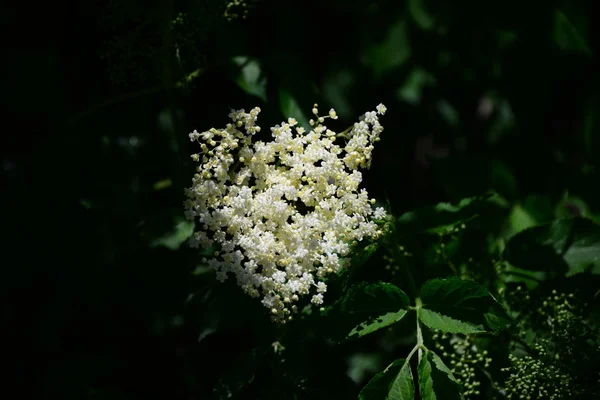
[503,289,600,399]
[432,332,491,398]
[502,351,573,400]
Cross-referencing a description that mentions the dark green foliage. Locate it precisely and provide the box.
[5,0,599,398]
[418,350,463,400]
[504,217,600,276]
[503,290,600,399]
[325,282,411,340]
[395,194,496,235]
[418,277,513,334]
[359,358,414,400]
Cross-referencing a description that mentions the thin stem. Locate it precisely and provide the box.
[335,125,353,140]
[405,343,420,364]
[416,297,424,364]
[381,342,421,374]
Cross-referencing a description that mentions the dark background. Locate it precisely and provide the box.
[3,0,599,398]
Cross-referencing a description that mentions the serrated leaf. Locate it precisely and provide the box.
[418,352,434,399]
[508,195,555,237]
[418,351,463,400]
[359,358,415,400]
[418,309,484,334]
[508,204,539,235]
[503,217,600,276]
[418,277,511,334]
[396,194,495,235]
[329,282,411,340]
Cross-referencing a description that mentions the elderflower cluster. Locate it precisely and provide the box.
[184,103,387,321]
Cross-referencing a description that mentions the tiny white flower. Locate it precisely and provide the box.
[311,294,324,305]
[373,207,386,220]
[316,281,327,293]
[189,130,200,141]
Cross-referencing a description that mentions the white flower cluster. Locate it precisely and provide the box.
[184,103,387,321]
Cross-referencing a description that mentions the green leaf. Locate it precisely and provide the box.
[362,19,411,79]
[418,277,512,334]
[503,218,600,276]
[396,193,496,235]
[508,204,537,235]
[418,309,484,334]
[359,358,415,400]
[508,195,554,237]
[329,282,411,340]
[323,68,355,120]
[501,264,546,290]
[418,351,463,400]
[408,0,435,31]
[436,99,459,127]
[553,9,592,56]
[555,192,598,223]
[143,210,195,250]
[152,178,172,191]
[150,219,194,250]
[279,88,310,130]
[396,67,436,105]
[232,56,267,102]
